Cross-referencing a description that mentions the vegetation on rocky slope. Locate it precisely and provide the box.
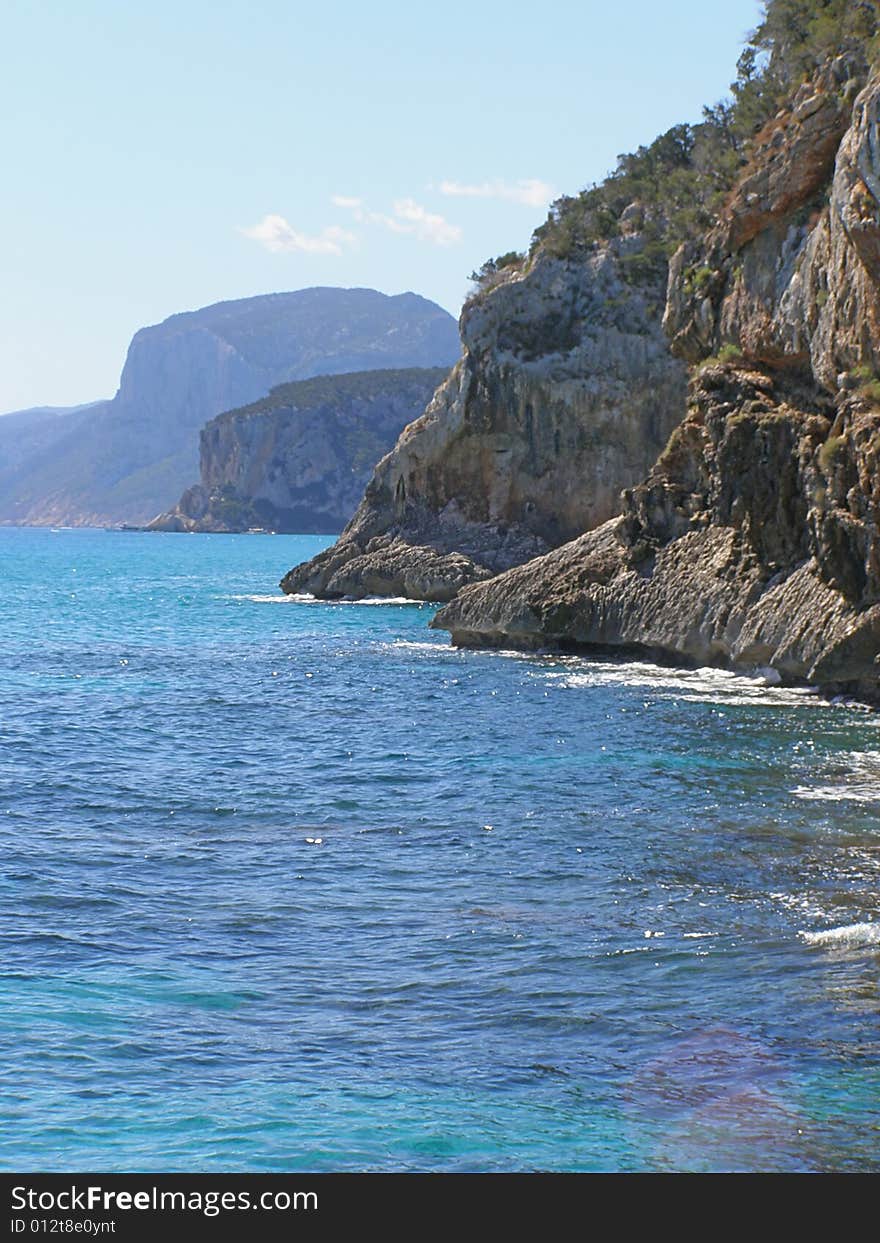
[211,368,449,426]
[471,2,879,294]
[286,0,880,638]
[433,3,880,694]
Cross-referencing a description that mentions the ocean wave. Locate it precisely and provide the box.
[342,597,425,606]
[224,593,425,606]
[799,922,880,948]
[223,594,295,603]
[790,784,880,804]
[388,640,453,651]
[537,661,823,707]
[792,751,880,803]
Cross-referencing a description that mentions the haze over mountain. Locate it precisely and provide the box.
[0,288,460,527]
[0,403,105,477]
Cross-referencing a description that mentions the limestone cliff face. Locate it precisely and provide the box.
[148,369,448,534]
[664,59,880,388]
[281,240,687,600]
[435,366,880,694]
[0,289,459,527]
[435,67,880,697]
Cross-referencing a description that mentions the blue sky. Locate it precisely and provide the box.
[2,0,763,412]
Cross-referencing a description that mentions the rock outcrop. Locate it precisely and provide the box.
[664,60,879,387]
[282,240,688,600]
[435,67,880,697]
[0,289,459,528]
[148,368,448,534]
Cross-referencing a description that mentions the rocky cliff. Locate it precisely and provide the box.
[281,236,688,600]
[148,368,448,534]
[0,289,459,527]
[663,56,879,388]
[435,63,880,698]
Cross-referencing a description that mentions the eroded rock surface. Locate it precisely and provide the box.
[664,63,880,387]
[435,366,880,696]
[148,368,448,534]
[282,242,687,599]
[435,66,880,697]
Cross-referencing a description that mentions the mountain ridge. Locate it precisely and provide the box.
[0,288,459,527]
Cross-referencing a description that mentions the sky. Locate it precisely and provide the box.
[1,0,763,413]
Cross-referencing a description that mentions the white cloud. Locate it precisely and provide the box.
[332,194,461,246]
[438,178,554,208]
[390,198,462,245]
[240,214,355,255]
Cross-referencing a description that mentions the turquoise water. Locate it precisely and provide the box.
[1,525,878,1172]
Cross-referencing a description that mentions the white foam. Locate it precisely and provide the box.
[227,592,427,606]
[537,661,822,707]
[347,597,424,606]
[791,785,880,804]
[388,640,451,652]
[800,922,880,948]
[792,750,880,803]
[225,594,295,603]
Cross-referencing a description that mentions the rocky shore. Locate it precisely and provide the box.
[434,67,880,696]
[283,12,880,696]
[282,237,687,600]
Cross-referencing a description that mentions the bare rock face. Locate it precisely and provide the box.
[664,64,880,387]
[435,67,880,698]
[282,241,688,599]
[148,368,447,534]
[0,289,459,528]
[434,365,880,697]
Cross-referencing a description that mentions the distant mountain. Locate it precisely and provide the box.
[0,288,460,527]
[149,368,449,534]
[0,403,104,476]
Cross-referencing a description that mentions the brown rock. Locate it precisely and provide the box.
[434,366,880,699]
[283,242,687,599]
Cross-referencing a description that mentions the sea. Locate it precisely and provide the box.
[1,526,878,1172]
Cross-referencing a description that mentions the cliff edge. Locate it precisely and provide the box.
[435,64,880,698]
[281,234,687,601]
[147,368,448,534]
[0,289,459,528]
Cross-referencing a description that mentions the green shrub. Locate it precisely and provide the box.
[683,265,716,295]
[469,252,525,290]
[846,365,880,406]
[528,1,878,281]
[699,344,745,369]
